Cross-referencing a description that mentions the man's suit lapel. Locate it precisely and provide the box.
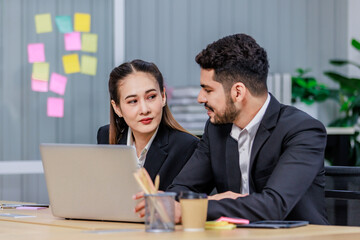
[249,94,280,190]
[225,134,241,193]
[143,125,168,181]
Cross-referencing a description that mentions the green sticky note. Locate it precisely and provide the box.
[55,16,72,33]
[81,55,97,76]
[82,33,98,53]
[35,13,53,33]
[62,54,80,74]
[32,62,50,81]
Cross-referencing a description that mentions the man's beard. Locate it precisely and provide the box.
[206,97,239,124]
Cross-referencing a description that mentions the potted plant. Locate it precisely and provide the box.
[291,68,331,119]
[324,38,360,166]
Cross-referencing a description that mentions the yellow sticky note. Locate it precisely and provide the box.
[74,13,91,32]
[62,54,80,74]
[35,13,53,33]
[32,62,50,81]
[205,221,236,230]
[81,55,97,76]
[82,33,98,53]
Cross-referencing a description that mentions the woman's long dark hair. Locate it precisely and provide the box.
[109,59,190,144]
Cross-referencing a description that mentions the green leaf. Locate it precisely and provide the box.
[293,77,307,88]
[352,38,360,51]
[330,60,349,66]
[302,98,314,105]
[306,78,317,88]
[324,71,360,93]
[340,101,350,112]
[329,59,360,68]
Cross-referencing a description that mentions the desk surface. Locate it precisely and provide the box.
[1,206,360,240]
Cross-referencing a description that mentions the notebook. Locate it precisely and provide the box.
[40,143,142,222]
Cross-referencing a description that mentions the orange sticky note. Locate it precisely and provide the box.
[74,13,91,32]
[62,54,80,74]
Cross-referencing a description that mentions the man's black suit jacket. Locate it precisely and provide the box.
[168,96,329,224]
[97,123,199,191]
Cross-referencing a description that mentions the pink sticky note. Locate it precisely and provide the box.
[28,43,45,63]
[49,73,67,95]
[31,78,48,92]
[64,32,81,51]
[47,97,64,118]
[216,217,249,225]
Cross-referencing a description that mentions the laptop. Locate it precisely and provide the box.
[40,143,142,222]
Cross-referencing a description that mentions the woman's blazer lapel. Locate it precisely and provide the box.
[143,125,168,181]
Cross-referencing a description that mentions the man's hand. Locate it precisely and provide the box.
[133,191,182,223]
[208,191,248,201]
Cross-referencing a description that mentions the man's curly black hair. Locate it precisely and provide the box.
[195,33,269,96]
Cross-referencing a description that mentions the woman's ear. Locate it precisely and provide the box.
[162,88,167,107]
[111,100,122,117]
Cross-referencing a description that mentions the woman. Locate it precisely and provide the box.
[97,59,199,191]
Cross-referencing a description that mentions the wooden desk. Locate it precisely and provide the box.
[1,207,360,240]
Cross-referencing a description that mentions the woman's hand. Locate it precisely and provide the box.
[133,191,146,217]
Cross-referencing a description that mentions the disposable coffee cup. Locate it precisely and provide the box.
[179,191,208,232]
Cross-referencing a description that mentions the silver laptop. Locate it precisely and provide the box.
[40,144,142,222]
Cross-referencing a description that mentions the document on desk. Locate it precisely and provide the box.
[0,213,36,218]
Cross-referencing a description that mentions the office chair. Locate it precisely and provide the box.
[324,166,360,226]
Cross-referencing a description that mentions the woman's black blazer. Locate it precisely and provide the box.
[97,123,199,191]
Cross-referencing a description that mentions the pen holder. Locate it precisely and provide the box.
[144,192,176,232]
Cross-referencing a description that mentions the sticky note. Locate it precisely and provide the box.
[32,62,50,81]
[28,43,45,63]
[47,97,64,118]
[80,55,97,76]
[74,13,91,32]
[62,54,80,74]
[35,13,52,33]
[64,32,81,51]
[55,15,72,33]
[216,217,249,225]
[31,78,48,92]
[49,73,67,95]
[81,33,98,53]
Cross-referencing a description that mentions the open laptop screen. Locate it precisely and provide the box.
[40,144,142,222]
